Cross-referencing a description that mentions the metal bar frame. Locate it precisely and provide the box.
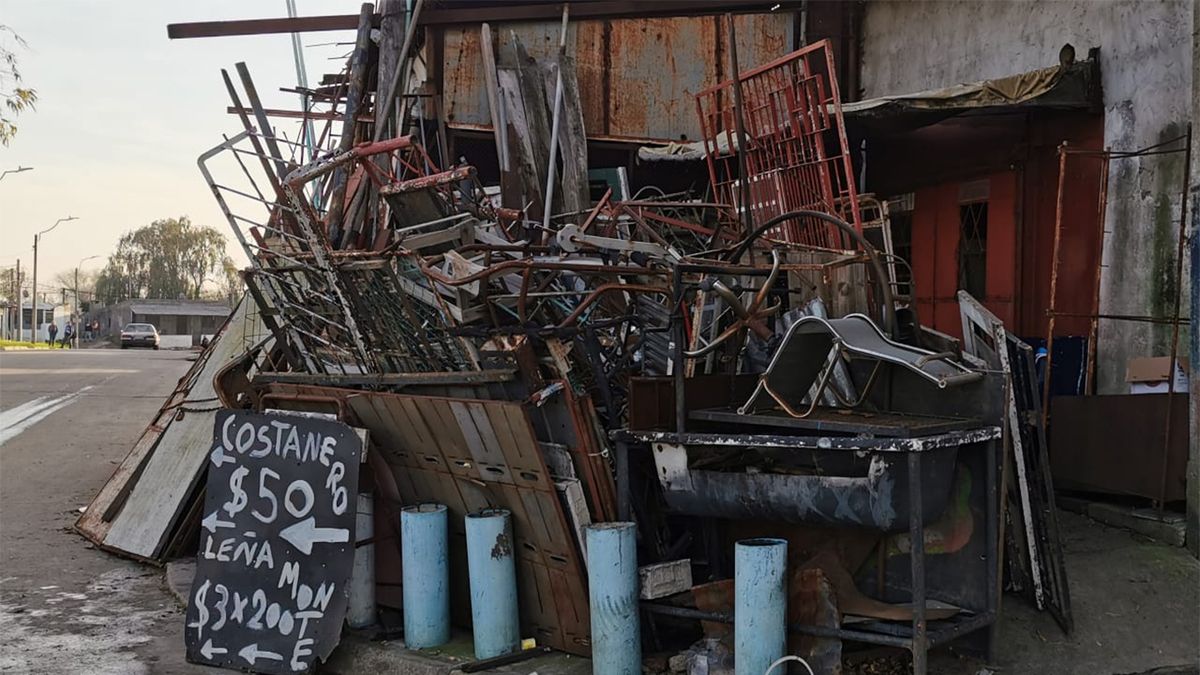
[634,433,999,675]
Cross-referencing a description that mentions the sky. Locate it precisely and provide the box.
[0,0,357,298]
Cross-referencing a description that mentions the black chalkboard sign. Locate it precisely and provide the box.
[185,409,361,674]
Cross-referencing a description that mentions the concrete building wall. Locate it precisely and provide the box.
[860,0,1194,393]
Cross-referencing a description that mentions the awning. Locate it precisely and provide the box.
[638,57,1100,161]
[842,58,1100,130]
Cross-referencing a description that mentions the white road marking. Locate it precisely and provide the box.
[0,386,95,446]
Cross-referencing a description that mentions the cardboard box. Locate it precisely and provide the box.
[1126,356,1190,395]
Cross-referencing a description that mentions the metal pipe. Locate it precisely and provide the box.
[401,503,450,649]
[1046,311,1189,325]
[908,452,928,675]
[725,209,896,335]
[465,509,520,659]
[347,492,377,628]
[735,538,787,675]
[586,522,641,675]
[1158,124,1192,511]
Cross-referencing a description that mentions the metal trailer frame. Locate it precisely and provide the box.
[615,427,1001,675]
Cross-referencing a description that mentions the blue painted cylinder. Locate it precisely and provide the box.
[735,537,787,675]
[401,503,450,649]
[465,508,520,659]
[586,522,641,675]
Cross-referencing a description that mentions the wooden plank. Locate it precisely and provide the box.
[374,0,405,139]
[479,23,515,202]
[543,53,590,215]
[281,387,593,655]
[455,401,514,484]
[96,300,262,560]
[326,5,375,241]
[495,67,544,217]
[556,479,591,562]
[958,291,1043,608]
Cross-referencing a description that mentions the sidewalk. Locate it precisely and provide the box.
[161,510,1198,675]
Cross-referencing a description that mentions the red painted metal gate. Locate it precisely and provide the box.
[695,39,862,247]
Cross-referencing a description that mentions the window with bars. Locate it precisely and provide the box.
[959,202,989,300]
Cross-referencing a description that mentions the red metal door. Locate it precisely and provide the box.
[911,172,1019,338]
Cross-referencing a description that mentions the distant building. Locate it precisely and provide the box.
[2,300,57,342]
[95,299,232,348]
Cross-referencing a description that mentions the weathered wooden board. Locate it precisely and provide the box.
[77,298,265,561]
[345,391,593,655]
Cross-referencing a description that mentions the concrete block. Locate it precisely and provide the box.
[1087,502,1186,546]
[638,559,692,600]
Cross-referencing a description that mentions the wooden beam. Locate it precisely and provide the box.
[167,14,373,39]
[166,2,805,39]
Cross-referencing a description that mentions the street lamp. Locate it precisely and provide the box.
[0,166,33,181]
[31,216,79,342]
[74,255,100,347]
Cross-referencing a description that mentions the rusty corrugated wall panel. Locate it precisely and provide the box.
[441,13,794,143]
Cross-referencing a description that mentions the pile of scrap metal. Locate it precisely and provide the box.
[78,4,1068,674]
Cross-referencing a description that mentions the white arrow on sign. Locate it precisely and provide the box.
[238,643,283,665]
[201,511,236,534]
[199,638,227,660]
[279,516,350,554]
[210,445,235,468]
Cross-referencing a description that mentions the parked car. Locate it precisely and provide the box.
[120,323,160,349]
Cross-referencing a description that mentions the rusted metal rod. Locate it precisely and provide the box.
[1041,142,1068,427]
[725,13,753,239]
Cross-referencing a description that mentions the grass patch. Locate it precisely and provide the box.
[0,339,50,349]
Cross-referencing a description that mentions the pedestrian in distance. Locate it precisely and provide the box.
[47,321,58,347]
[61,321,74,349]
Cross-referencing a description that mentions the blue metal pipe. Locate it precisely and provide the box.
[586,522,640,675]
[465,508,520,659]
[735,537,787,675]
[401,503,450,649]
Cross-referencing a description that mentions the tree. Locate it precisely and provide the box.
[0,267,25,304]
[1,25,37,146]
[94,217,232,304]
[51,268,100,308]
[205,256,244,305]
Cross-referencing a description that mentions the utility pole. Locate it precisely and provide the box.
[31,216,79,342]
[6,267,12,340]
[73,255,99,348]
[15,258,22,341]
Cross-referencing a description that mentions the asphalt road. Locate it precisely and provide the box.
[0,348,209,674]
